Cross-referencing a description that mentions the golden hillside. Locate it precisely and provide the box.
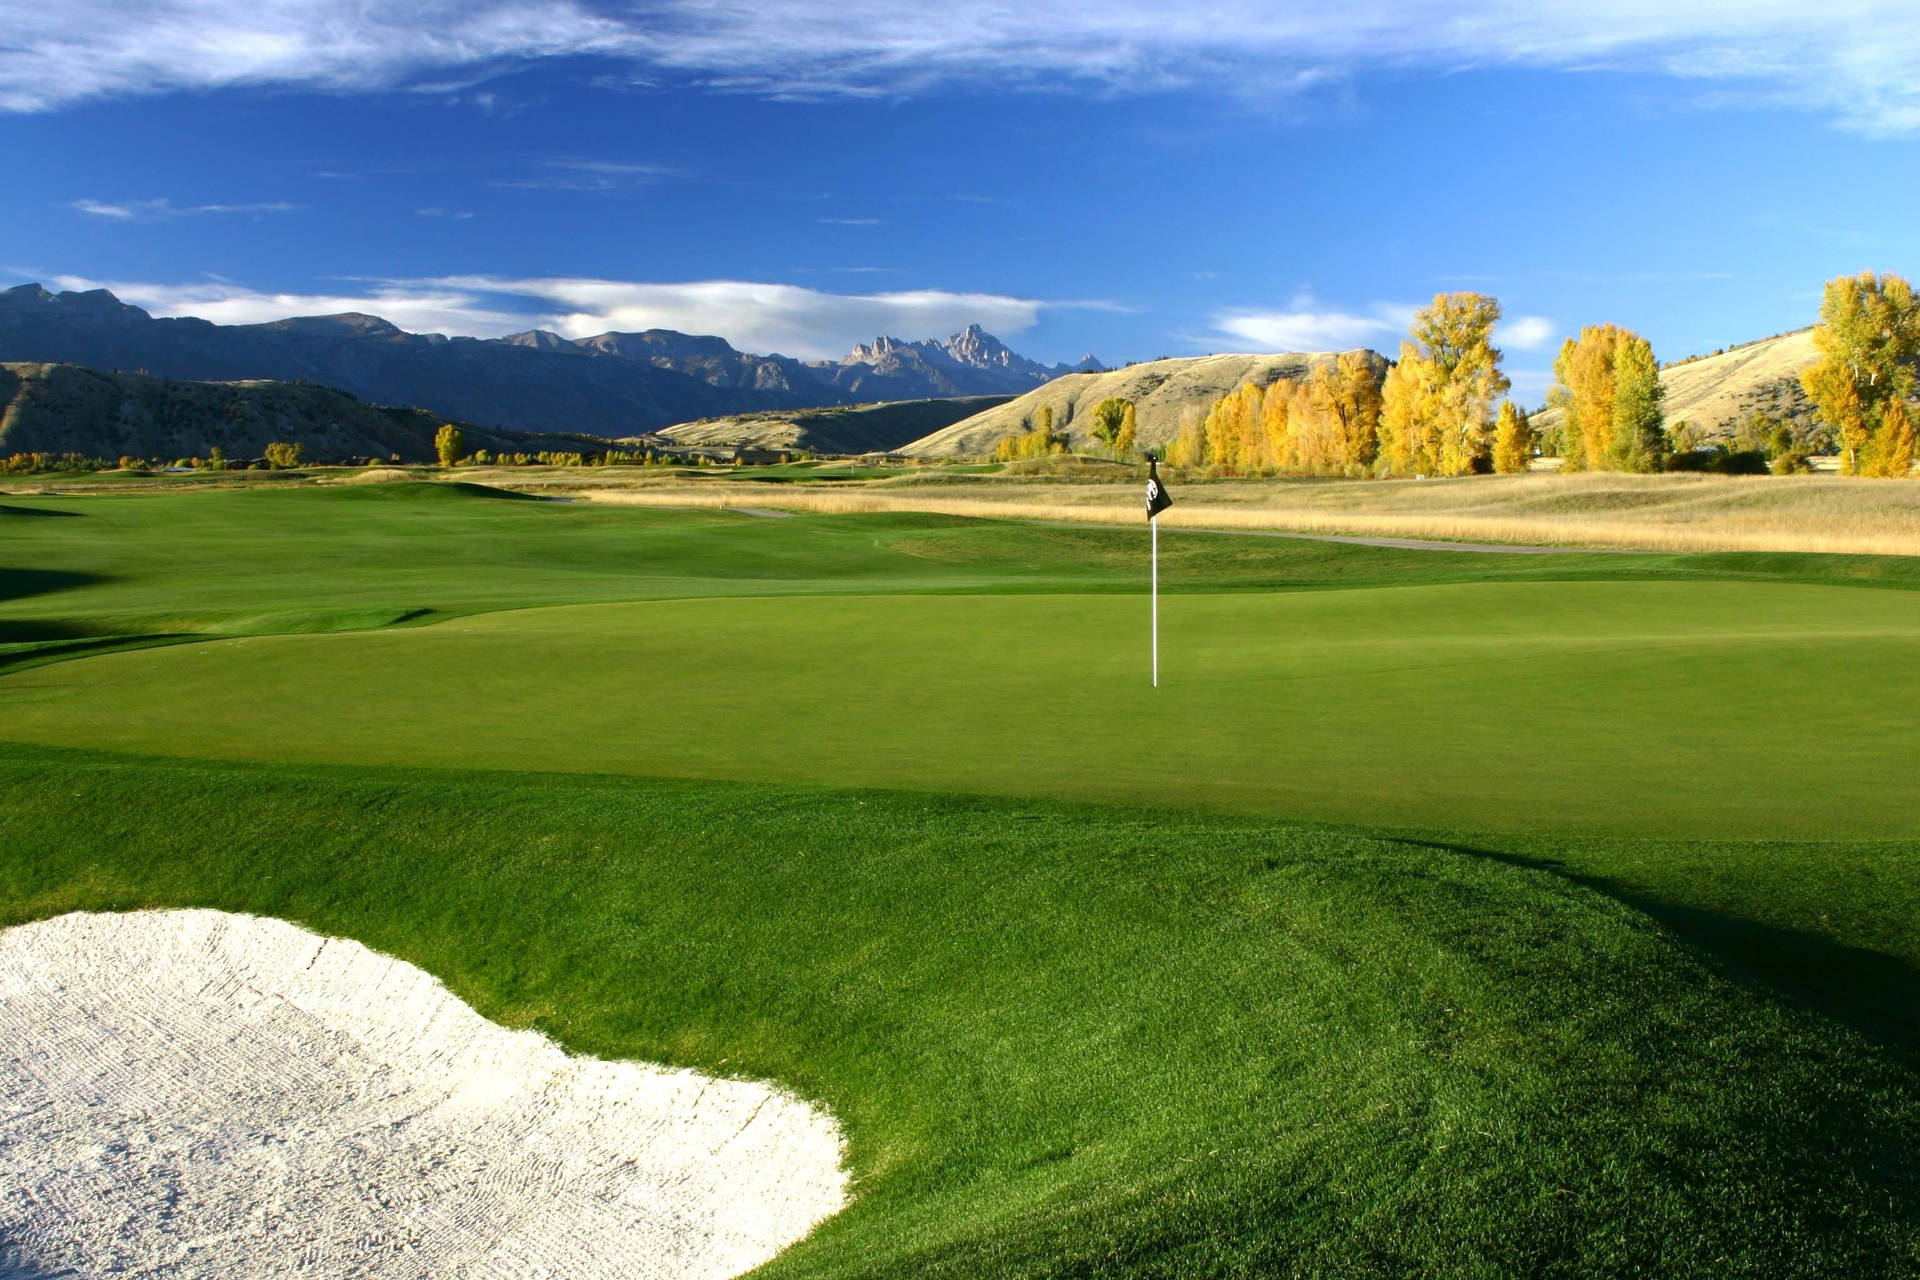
[901,351,1382,457]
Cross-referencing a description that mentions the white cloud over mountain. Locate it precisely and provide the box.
[45,273,1055,359]
[1,1,1917,132]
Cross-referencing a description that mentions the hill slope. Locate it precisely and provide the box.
[1531,329,1822,443]
[654,395,1014,455]
[1658,329,1820,436]
[903,351,1386,457]
[0,362,533,462]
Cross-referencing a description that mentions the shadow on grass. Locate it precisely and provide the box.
[0,503,81,518]
[0,568,105,604]
[1398,837,1920,1069]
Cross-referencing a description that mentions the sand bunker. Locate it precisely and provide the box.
[0,909,847,1278]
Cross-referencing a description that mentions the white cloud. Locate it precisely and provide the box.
[1217,297,1556,354]
[49,274,532,336]
[0,2,1915,131]
[1496,315,1557,350]
[71,197,299,220]
[43,272,1059,357]
[416,276,1049,357]
[1212,296,1406,352]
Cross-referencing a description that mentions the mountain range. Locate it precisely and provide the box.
[0,284,1102,436]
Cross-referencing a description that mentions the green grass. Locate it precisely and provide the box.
[2,747,1915,1277]
[4,479,1920,1275]
[9,581,1920,840]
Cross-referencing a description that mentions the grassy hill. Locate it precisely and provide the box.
[902,352,1385,457]
[0,361,530,463]
[3,484,1918,1275]
[651,395,1013,455]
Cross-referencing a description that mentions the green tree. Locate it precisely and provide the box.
[435,423,465,468]
[1089,398,1132,457]
[263,441,306,470]
[1801,272,1920,474]
[1492,402,1534,474]
[1608,334,1667,472]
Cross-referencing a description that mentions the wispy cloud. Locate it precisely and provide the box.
[1215,293,1553,353]
[1213,295,1407,352]
[415,207,476,219]
[491,158,684,191]
[3,2,1916,132]
[71,197,299,220]
[817,217,883,226]
[43,270,1065,357]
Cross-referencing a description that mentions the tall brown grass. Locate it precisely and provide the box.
[544,472,1920,556]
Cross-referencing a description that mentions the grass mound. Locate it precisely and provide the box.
[1,749,1914,1277]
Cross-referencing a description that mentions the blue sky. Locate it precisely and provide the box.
[3,1,1917,403]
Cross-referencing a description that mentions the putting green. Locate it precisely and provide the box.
[7,577,1916,839]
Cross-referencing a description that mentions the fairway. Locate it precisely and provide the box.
[6,579,1919,839]
[4,483,1920,1277]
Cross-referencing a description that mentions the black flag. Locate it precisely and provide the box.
[1146,453,1173,519]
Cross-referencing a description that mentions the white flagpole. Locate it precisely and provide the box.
[1151,513,1159,687]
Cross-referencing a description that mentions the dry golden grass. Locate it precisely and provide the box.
[508,470,1920,556]
[335,467,420,484]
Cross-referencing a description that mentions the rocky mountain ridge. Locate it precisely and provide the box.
[0,284,1098,436]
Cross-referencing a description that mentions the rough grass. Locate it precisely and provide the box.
[2,749,1916,1278]
[559,471,1920,555]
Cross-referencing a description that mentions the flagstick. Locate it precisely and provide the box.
[1151,512,1159,688]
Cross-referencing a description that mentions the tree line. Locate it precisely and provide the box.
[1172,271,1917,478]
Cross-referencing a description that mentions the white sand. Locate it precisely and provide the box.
[0,909,847,1279]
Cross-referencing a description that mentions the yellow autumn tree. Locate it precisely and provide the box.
[1863,396,1916,477]
[996,404,1065,461]
[1377,294,1508,476]
[1308,352,1384,471]
[1115,402,1137,459]
[1801,272,1920,475]
[434,423,464,467]
[1378,351,1433,475]
[1493,402,1534,473]
[1258,378,1294,468]
[1166,406,1207,469]
[1204,383,1266,474]
[1549,325,1623,471]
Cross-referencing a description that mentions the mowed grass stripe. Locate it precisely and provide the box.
[7,580,1919,840]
